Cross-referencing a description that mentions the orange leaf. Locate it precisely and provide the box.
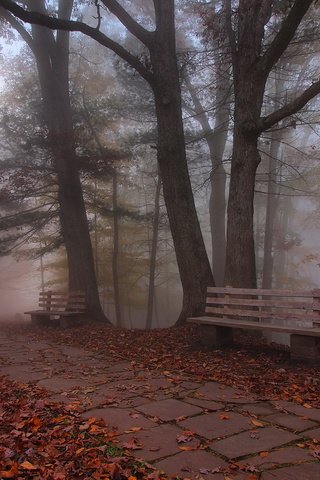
[20,461,37,470]
[125,426,142,433]
[219,413,230,420]
[122,438,142,450]
[250,419,264,428]
[259,451,269,458]
[0,464,19,478]
[179,445,198,451]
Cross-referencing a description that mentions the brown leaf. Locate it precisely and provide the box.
[259,451,269,458]
[20,461,38,470]
[250,419,264,428]
[122,438,142,450]
[219,413,230,420]
[0,464,19,478]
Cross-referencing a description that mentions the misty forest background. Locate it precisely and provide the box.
[1,0,320,333]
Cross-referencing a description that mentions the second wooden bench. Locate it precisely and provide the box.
[25,291,86,328]
[188,287,320,362]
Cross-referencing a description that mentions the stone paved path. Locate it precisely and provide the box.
[0,330,319,479]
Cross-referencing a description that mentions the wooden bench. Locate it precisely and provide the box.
[188,287,320,362]
[25,291,86,328]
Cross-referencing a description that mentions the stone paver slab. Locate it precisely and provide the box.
[264,413,318,432]
[195,383,255,403]
[212,427,299,459]
[0,365,49,382]
[246,446,314,469]
[239,403,278,416]
[304,427,320,441]
[179,380,202,391]
[118,424,185,461]
[136,398,202,422]
[180,411,252,440]
[155,450,229,480]
[273,401,320,422]
[261,462,320,479]
[183,397,224,411]
[81,407,155,432]
[38,376,94,392]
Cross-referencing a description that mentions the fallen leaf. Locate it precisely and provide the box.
[0,464,19,478]
[250,419,264,428]
[312,449,320,459]
[127,426,142,433]
[122,438,142,450]
[259,451,269,458]
[219,413,230,420]
[20,461,38,470]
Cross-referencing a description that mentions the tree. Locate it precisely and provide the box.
[0,0,109,322]
[0,0,214,324]
[221,0,320,288]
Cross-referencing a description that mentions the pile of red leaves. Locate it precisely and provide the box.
[5,323,320,407]
[0,375,165,480]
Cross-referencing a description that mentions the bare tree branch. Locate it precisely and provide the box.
[100,0,154,46]
[257,0,313,77]
[224,0,237,66]
[0,0,154,84]
[0,7,36,54]
[258,79,320,132]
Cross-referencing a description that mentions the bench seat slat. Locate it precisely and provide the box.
[39,291,84,296]
[25,310,84,316]
[188,317,320,336]
[206,297,320,311]
[38,301,85,308]
[207,287,320,297]
[205,306,320,321]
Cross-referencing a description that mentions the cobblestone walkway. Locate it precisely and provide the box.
[0,330,319,479]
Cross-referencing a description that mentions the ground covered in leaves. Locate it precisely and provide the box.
[4,322,320,407]
[0,375,165,480]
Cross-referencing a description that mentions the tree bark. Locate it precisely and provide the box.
[145,171,161,330]
[150,2,214,324]
[112,170,122,327]
[1,0,216,323]
[185,71,229,286]
[262,134,281,288]
[28,0,108,321]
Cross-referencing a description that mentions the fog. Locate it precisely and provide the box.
[0,256,39,320]
[1,1,320,339]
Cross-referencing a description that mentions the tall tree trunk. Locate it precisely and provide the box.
[262,134,281,288]
[151,2,214,324]
[208,92,228,286]
[146,172,161,329]
[274,195,291,288]
[29,0,108,321]
[225,130,260,287]
[185,71,229,286]
[112,170,122,327]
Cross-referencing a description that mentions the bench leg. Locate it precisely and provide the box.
[31,314,50,325]
[200,325,233,348]
[60,315,84,328]
[291,335,320,362]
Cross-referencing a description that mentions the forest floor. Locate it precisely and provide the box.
[0,321,320,479]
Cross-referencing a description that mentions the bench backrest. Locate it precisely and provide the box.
[205,287,320,326]
[39,291,86,313]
